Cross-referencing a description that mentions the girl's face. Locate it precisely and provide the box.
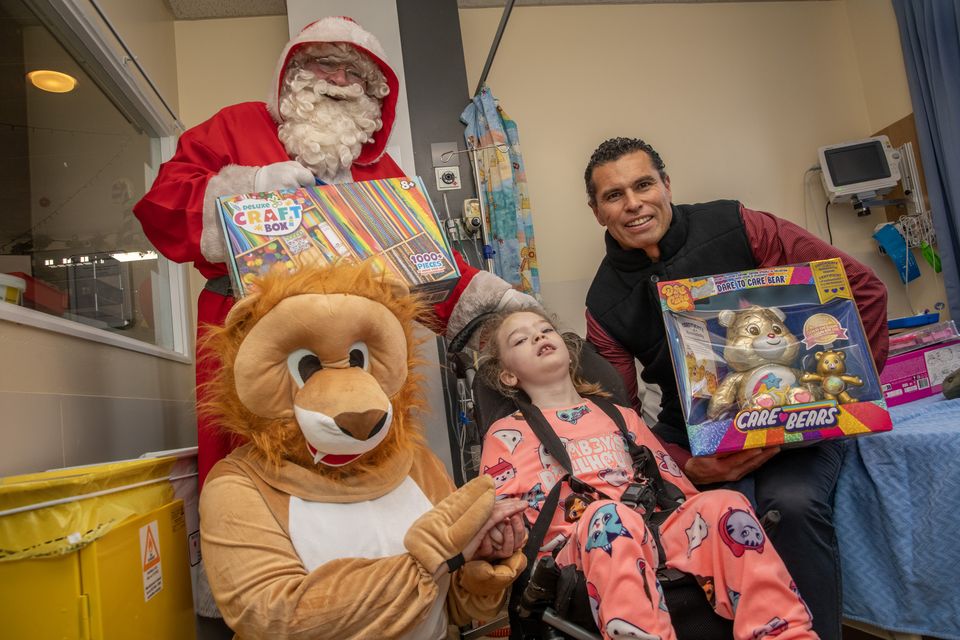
[496,311,571,390]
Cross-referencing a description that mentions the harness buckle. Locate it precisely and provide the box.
[620,479,657,515]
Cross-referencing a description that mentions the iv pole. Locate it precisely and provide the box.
[474,0,516,97]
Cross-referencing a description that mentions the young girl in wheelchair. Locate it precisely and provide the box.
[477,309,817,640]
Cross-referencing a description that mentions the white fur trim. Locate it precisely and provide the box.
[267,17,388,123]
[497,288,541,312]
[446,270,542,343]
[201,165,258,264]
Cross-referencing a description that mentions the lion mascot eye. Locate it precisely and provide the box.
[288,349,324,387]
[349,341,369,370]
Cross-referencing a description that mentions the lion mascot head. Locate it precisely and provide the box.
[200,261,426,478]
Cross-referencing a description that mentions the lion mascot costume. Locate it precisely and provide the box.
[198,263,526,639]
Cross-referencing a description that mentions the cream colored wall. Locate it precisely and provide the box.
[173,16,290,314]
[843,0,912,134]
[174,16,289,129]
[2,0,193,477]
[96,0,180,110]
[839,0,946,318]
[459,0,948,333]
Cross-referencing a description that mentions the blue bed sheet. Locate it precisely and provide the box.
[835,395,960,639]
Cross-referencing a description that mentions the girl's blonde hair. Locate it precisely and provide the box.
[476,308,609,399]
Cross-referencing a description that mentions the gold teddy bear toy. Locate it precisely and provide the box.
[800,350,863,404]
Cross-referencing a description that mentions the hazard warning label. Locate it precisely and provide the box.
[139,520,163,602]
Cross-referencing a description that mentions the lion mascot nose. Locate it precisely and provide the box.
[335,410,388,440]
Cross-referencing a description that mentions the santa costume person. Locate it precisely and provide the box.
[135,16,533,489]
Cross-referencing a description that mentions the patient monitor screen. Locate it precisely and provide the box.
[824,141,890,187]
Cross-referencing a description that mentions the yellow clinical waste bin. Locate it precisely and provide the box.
[0,458,197,640]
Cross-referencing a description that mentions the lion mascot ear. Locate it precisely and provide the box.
[381,273,410,299]
[224,290,262,327]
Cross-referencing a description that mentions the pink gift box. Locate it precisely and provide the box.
[880,338,960,406]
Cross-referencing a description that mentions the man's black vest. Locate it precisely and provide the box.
[586,200,756,449]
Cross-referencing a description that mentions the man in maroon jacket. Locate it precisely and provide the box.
[583,136,888,640]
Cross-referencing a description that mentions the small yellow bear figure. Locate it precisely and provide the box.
[801,350,863,404]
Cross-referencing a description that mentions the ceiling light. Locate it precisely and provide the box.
[26,70,77,93]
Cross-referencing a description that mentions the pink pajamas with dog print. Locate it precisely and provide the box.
[481,399,817,640]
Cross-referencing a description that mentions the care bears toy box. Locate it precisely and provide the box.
[657,258,892,457]
[216,176,460,303]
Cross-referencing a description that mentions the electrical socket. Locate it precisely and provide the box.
[435,166,462,191]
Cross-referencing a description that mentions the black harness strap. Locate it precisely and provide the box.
[516,395,687,579]
[509,396,691,637]
[590,396,687,512]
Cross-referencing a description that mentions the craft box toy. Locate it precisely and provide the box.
[657,258,892,457]
[217,176,460,303]
[880,338,960,406]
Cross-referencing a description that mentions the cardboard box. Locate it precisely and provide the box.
[880,339,960,406]
[217,177,460,303]
[658,259,892,456]
[0,499,196,640]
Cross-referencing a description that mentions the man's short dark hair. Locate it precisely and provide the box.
[584,137,667,204]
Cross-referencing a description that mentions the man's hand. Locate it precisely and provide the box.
[462,499,527,564]
[254,160,315,192]
[683,447,780,484]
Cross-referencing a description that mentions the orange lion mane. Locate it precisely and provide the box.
[199,262,429,480]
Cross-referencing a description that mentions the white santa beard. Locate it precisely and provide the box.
[277,79,383,181]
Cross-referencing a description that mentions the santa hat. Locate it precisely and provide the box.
[267,16,399,166]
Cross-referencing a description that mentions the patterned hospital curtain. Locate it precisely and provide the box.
[461,87,541,298]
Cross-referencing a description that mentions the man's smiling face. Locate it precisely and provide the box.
[589,150,673,260]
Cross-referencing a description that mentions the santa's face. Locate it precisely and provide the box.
[277,48,385,181]
[293,55,368,90]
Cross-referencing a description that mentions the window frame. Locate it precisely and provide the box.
[2,0,192,363]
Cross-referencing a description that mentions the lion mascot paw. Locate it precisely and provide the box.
[198,263,524,639]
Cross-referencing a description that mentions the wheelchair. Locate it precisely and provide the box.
[447,316,733,640]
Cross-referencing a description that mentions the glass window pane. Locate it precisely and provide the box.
[0,0,178,350]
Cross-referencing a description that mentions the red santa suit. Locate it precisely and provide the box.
[134,17,490,488]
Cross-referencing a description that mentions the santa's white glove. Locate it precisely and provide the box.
[496,288,540,312]
[254,160,315,192]
[200,162,316,264]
